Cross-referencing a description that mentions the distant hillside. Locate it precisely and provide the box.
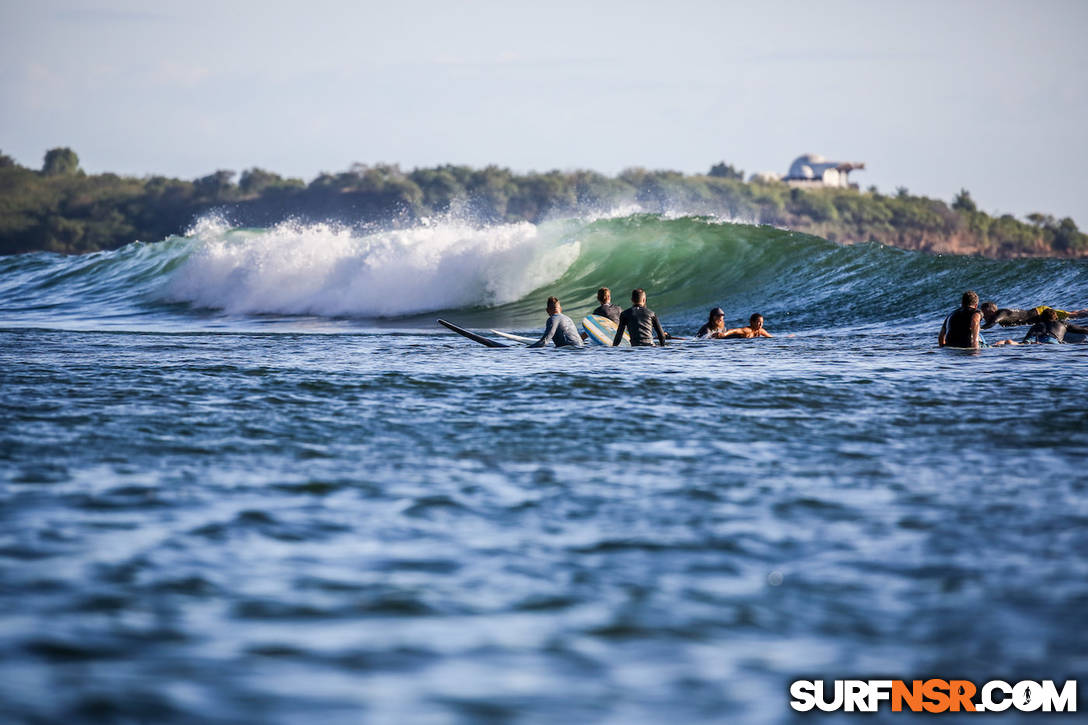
[1,148,1085,258]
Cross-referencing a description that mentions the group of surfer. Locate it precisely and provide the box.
[530,287,773,348]
[938,290,1088,348]
[528,286,1087,350]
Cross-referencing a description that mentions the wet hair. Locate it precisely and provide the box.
[708,307,725,322]
[962,290,979,308]
[980,301,998,314]
[749,313,763,325]
[1042,308,1059,322]
[597,287,610,303]
[546,296,559,311]
[631,288,646,303]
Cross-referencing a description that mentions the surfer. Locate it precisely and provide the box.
[592,287,623,324]
[992,308,1088,345]
[979,302,1088,329]
[720,313,773,339]
[938,291,984,348]
[696,308,727,338]
[614,289,667,347]
[1022,309,1088,343]
[529,297,584,348]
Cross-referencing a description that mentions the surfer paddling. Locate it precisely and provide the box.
[1020,308,1088,343]
[980,302,1088,329]
[614,289,667,347]
[529,297,584,348]
[720,313,773,339]
[938,290,985,349]
[991,308,1088,345]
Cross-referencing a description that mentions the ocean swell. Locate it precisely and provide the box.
[1,213,1086,331]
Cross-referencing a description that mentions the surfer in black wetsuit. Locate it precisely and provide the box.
[993,308,1088,345]
[979,302,1088,329]
[1021,308,1088,343]
[696,308,726,338]
[614,288,667,347]
[529,296,584,348]
[592,287,623,324]
[938,290,984,349]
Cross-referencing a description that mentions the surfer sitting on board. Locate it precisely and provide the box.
[991,308,1088,345]
[720,313,773,339]
[696,308,727,338]
[938,291,985,349]
[593,287,623,324]
[529,296,584,348]
[979,302,1088,329]
[614,289,667,347]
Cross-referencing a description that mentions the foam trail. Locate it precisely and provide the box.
[164,219,582,317]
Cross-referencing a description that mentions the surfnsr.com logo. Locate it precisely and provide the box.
[790,679,1077,713]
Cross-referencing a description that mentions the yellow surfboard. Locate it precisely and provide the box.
[582,314,630,346]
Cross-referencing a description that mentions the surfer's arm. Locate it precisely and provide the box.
[529,316,558,348]
[612,315,628,346]
[1064,322,1088,335]
[968,312,980,348]
[757,329,773,338]
[938,317,948,347]
[652,314,666,346]
[1020,323,1042,343]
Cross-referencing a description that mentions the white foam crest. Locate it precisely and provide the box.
[660,207,761,227]
[163,219,581,317]
[185,213,233,238]
[578,202,647,223]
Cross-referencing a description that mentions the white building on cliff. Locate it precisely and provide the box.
[752,154,866,189]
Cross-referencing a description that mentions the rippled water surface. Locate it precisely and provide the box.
[2,324,1086,723]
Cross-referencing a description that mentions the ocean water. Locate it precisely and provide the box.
[1,214,1086,723]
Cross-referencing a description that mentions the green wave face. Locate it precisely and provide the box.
[499,214,1088,332]
[1,213,1086,332]
[500,215,838,323]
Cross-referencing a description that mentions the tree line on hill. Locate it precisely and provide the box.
[1,147,1085,257]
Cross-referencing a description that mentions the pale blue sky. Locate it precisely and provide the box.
[3,0,1086,223]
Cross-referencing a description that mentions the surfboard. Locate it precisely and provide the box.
[582,314,630,346]
[489,329,536,344]
[437,319,509,348]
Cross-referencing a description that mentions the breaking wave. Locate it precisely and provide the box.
[1,213,1086,331]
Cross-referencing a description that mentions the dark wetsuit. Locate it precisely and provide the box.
[592,302,622,324]
[1022,320,1088,344]
[942,306,983,348]
[982,308,1040,329]
[983,306,1082,329]
[615,305,666,346]
[529,313,584,348]
[696,323,723,338]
